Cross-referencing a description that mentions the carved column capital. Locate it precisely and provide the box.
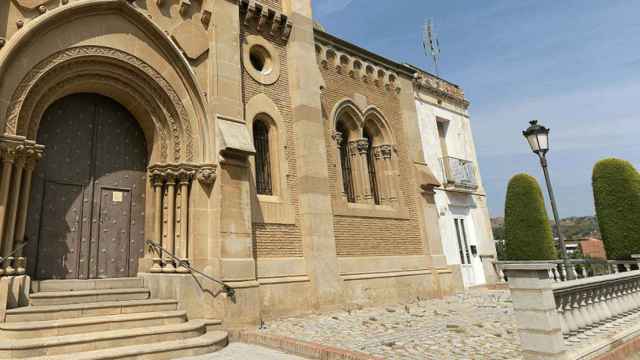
[379,144,393,159]
[372,146,383,160]
[356,139,369,155]
[331,130,344,146]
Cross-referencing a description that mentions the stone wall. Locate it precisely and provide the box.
[318,43,424,258]
[240,21,303,259]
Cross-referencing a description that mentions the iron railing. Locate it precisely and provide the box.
[145,240,235,297]
[440,156,478,190]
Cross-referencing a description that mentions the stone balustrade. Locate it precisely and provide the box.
[504,263,640,360]
[495,259,640,283]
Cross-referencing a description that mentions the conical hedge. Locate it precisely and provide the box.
[504,173,557,260]
[592,158,640,259]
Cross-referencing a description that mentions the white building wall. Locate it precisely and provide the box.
[415,92,496,287]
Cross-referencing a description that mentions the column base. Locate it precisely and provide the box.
[162,260,176,273]
[150,258,163,273]
[4,257,15,276]
[15,257,25,275]
[176,259,190,273]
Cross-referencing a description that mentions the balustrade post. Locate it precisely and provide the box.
[502,263,566,360]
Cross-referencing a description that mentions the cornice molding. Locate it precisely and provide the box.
[239,0,292,42]
[315,35,402,95]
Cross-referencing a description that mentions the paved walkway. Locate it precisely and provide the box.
[259,288,522,360]
[178,342,305,360]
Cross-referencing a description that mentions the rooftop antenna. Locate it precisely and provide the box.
[423,18,441,76]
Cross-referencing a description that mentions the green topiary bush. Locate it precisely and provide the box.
[592,158,640,259]
[504,173,557,260]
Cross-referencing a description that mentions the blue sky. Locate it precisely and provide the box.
[312,0,640,217]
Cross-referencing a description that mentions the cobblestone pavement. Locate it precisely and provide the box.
[259,288,522,360]
[178,342,305,360]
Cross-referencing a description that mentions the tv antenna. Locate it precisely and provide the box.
[423,18,441,76]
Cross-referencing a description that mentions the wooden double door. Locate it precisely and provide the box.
[26,93,148,280]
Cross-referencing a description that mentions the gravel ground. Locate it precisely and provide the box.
[258,288,522,360]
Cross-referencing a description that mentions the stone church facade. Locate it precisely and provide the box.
[0,0,488,328]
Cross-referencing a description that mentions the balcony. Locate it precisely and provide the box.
[440,156,478,190]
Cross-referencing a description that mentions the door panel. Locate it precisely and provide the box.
[36,182,85,279]
[27,93,147,280]
[97,188,131,279]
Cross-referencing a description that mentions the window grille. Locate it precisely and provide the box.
[340,140,355,203]
[253,120,272,195]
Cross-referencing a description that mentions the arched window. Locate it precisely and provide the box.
[336,121,355,203]
[253,120,272,195]
[363,128,380,205]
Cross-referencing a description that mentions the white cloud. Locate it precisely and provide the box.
[315,0,355,16]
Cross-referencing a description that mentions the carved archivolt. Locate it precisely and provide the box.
[5,46,194,162]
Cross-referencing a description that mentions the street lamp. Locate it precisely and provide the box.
[522,120,573,279]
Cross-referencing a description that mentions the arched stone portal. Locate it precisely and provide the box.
[0,1,217,278]
[27,94,148,280]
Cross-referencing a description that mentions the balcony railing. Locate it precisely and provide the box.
[440,156,478,190]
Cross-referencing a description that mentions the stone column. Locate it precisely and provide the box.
[3,150,25,275]
[13,153,37,275]
[285,0,343,311]
[0,145,16,276]
[380,145,397,204]
[176,170,191,273]
[150,172,164,273]
[163,173,177,272]
[502,263,567,360]
[331,131,347,200]
[349,139,372,203]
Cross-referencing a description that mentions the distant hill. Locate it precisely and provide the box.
[491,216,600,241]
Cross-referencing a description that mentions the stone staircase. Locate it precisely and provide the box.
[0,278,228,359]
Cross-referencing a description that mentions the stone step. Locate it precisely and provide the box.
[22,331,229,360]
[37,278,144,292]
[29,288,150,306]
[0,310,188,339]
[5,299,178,322]
[0,320,208,358]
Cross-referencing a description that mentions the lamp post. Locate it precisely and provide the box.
[522,120,573,280]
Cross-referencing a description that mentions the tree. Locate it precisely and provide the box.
[592,158,640,259]
[504,173,557,260]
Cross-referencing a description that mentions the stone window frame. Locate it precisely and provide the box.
[330,100,406,218]
[242,35,281,85]
[251,114,280,198]
[246,94,295,224]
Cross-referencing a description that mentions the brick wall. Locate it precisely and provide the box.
[241,26,303,258]
[320,65,424,257]
[258,0,282,11]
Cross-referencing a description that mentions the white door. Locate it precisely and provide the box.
[453,217,475,287]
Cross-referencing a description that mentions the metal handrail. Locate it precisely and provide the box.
[145,240,235,297]
[0,241,28,263]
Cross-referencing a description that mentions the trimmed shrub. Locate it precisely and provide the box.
[504,173,557,260]
[592,158,640,259]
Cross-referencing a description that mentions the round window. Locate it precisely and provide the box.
[249,45,272,75]
[243,35,280,85]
